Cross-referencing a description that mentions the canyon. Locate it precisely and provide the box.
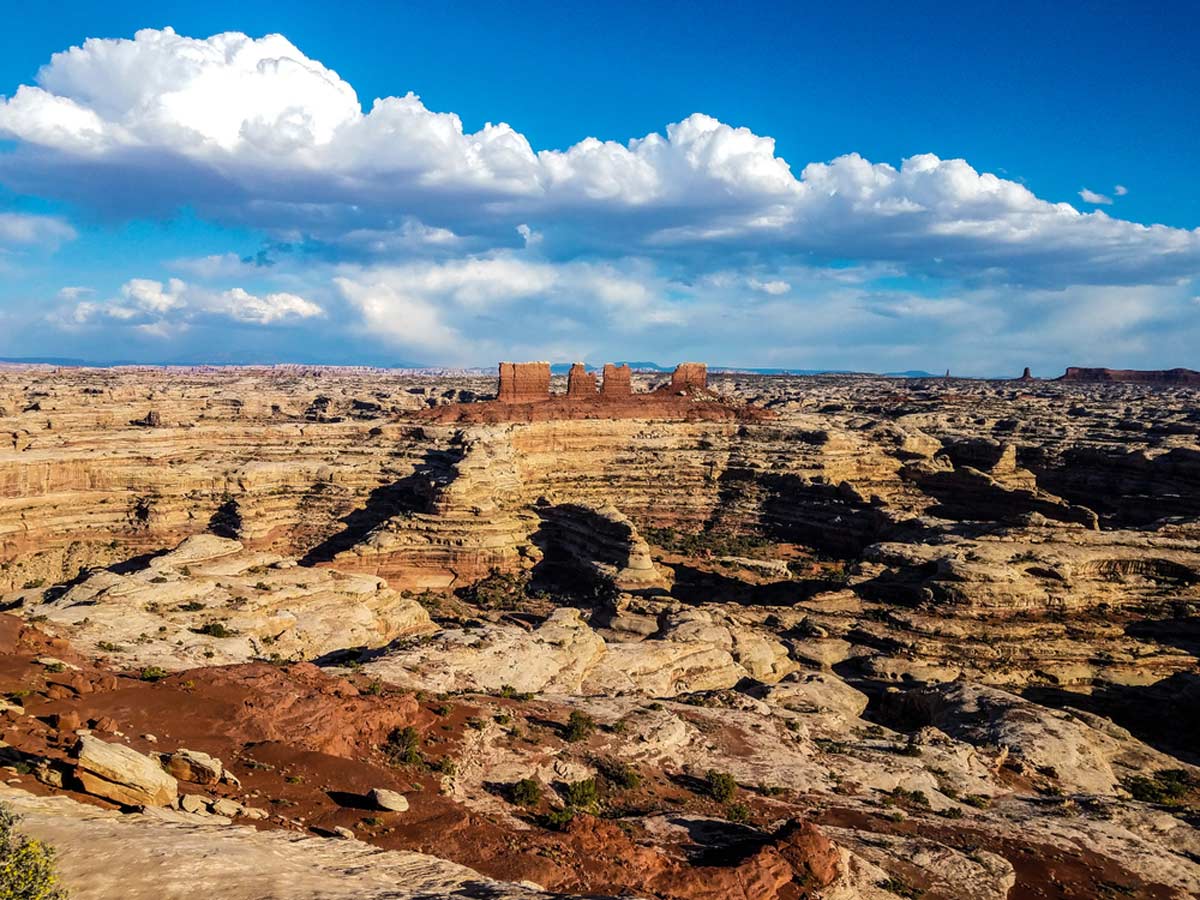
[0,363,1197,899]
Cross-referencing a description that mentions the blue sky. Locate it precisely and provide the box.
[0,1,1197,372]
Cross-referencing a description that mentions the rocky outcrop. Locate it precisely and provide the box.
[0,785,584,899]
[889,682,1195,794]
[498,362,552,403]
[27,534,434,669]
[600,364,631,398]
[565,363,597,397]
[1058,366,1200,384]
[534,502,672,593]
[667,362,708,394]
[74,735,178,807]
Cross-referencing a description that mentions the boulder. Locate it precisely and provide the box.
[74,735,177,807]
[166,749,224,785]
[369,787,409,812]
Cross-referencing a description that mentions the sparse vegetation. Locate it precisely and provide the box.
[642,525,773,559]
[0,801,68,899]
[595,758,641,791]
[458,570,534,611]
[1124,769,1193,806]
[382,726,423,767]
[563,710,595,742]
[510,778,542,806]
[725,802,750,823]
[562,778,599,811]
[191,622,238,638]
[139,666,169,682]
[705,770,738,803]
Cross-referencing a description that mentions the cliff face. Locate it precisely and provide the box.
[1058,366,1200,384]
[497,362,552,402]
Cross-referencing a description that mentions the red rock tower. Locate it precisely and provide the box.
[669,362,707,394]
[1020,367,1034,381]
[566,362,598,397]
[600,364,632,398]
[497,362,551,402]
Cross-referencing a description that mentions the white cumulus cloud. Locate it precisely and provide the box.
[0,212,76,247]
[1079,188,1112,205]
[63,276,322,335]
[0,28,1196,288]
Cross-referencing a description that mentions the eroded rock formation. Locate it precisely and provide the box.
[498,362,552,402]
[1,365,1199,900]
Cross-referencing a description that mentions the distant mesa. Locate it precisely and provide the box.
[422,360,769,423]
[498,360,707,403]
[1056,366,1200,385]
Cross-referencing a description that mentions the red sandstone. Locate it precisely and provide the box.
[566,363,598,397]
[601,363,632,398]
[668,362,708,393]
[498,361,552,402]
[422,359,766,423]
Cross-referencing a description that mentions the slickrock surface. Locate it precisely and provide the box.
[0,786,586,899]
[1,365,1199,899]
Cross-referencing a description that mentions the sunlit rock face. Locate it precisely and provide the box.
[1,366,1199,900]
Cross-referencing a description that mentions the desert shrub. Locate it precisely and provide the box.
[542,807,576,830]
[177,601,205,612]
[509,778,542,807]
[138,666,168,682]
[458,570,532,611]
[705,770,738,803]
[191,622,238,638]
[0,802,68,899]
[499,684,532,701]
[1124,769,1193,805]
[962,794,991,809]
[563,710,595,742]
[725,802,750,823]
[562,778,599,811]
[595,758,641,791]
[382,726,422,767]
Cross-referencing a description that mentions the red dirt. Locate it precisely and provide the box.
[0,614,836,899]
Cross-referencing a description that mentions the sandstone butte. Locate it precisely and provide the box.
[0,363,1197,900]
[421,360,774,423]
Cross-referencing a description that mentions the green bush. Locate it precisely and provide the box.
[595,758,641,791]
[562,778,599,812]
[458,570,532,611]
[1124,769,1193,805]
[509,778,542,807]
[382,726,422,767]
[705,770,738,803]
[191,622,238,638]
[563,710,595,742]
[139,666,169,682]
[0,802,68,899]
